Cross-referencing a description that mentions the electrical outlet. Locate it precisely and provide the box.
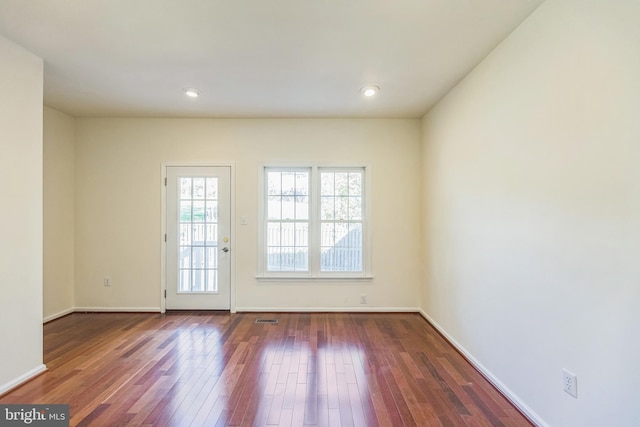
[360,294,367,305]
[563,369,577,398]
[103,276,112,287]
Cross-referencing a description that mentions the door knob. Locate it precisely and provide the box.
[221,247,229,253]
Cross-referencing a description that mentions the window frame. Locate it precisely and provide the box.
[257,164,372,280]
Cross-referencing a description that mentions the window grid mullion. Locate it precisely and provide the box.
[309,166,320,275]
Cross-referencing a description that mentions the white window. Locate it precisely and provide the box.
[319,169,363,272]
[265,169,310,272]
[260,165,370,279]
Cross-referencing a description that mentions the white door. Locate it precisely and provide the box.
[165,166,231,309]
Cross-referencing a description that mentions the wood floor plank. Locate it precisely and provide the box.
[1,312,534,426]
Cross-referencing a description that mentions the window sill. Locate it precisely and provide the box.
[255,275,374,283]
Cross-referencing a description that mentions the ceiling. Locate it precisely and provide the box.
[0,0,544,118]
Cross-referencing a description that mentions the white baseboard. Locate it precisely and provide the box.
[54,307,415,315]
[236,306,421,313]
[43,307,162,324]
[43,307,75,323]
[0,364,47,396]
[418,310,547,427]
[73,307,161,313]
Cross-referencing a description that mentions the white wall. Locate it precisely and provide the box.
[421,0,640,426]
[74,118,423,311]
[43,107,75,321]
[0,35,45,393]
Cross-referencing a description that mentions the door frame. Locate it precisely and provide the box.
[161,162,236,313]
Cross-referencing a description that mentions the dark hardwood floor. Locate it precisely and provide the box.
[0,312,533,426]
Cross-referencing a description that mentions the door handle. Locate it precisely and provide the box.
[221,247,229,253]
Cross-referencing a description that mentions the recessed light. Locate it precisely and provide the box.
[184,88,200,98]
[360,85,380,97]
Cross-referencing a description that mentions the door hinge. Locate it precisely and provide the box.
[164,177,167,186]
[164,290,167,298]
[164,234,167,242]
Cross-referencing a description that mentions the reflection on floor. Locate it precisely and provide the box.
[0,312,533,426]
